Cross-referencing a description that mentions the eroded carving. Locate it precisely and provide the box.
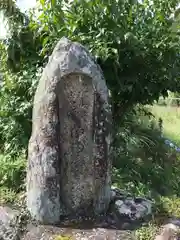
[27,37,112,224]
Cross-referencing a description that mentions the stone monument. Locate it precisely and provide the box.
[27,37,112,224]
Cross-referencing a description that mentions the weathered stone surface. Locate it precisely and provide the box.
[0,206,19,240]
[27,37,112,224]
[0,205,136,240]
[110,187,153,221]
[23,225,136,240]
[154,223,179,240]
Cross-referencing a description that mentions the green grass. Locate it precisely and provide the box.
[150,105,180,146]
[53,236,72,240]
[135,105,180,239]
[0,154,26,204]
[135,196,180,239]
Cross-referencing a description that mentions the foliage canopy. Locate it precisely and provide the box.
[0,0,179,153]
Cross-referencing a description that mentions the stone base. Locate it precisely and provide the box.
[110,187,153,222]
[23,225,135,240]
[0,187,155,239]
